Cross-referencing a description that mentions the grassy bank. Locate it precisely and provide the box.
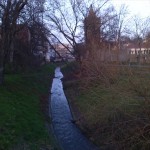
[63,63,150,150]
[0,64,59,150]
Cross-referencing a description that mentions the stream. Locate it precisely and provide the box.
[50,67,99,150]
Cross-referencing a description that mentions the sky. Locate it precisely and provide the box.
[111,0,150,18]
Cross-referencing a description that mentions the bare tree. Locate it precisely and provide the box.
[127,16,150,64]
[46,0,110,58]
[115,5,128,51]
[0,0,27,84]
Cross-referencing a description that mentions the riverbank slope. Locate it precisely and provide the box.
[63,62,150,150]
[0,64,59,150]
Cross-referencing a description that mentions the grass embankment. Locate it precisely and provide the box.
[0,64,59,150]
[63,63,150,150]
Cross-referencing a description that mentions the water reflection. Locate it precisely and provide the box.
[50,67,99,150]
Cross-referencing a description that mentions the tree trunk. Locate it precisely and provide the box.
[0,67,4,85]
[10,39,15,64]
[0,29,10,84]
[138,41,141,65]
[8,38,15,72]
[0,50,4,85]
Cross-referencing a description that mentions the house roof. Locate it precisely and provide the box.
[124,42,150,49]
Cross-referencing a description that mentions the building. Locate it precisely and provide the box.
[125,43,150,63]
[45,43,75,62]
[29,23,50,59]
[45,48,56,62]
[54,44,74,61]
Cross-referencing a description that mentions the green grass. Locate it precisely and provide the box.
[64,65,150,150]
[0,64,59,150]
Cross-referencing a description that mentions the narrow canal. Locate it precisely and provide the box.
[50,67,99,150]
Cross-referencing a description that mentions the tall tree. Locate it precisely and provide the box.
[25,0,48,54]
[46,0,110,57]
[0,0,27,84]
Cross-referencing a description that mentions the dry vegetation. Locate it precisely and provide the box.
[63,59,150,150]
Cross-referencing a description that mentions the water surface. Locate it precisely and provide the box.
[50,67,99,150]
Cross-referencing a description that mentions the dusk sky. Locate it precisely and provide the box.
[111,0,150,18]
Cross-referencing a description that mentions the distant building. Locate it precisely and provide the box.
[124,43,150,63]
[33,39,50,58]
[29,23,50,60]
[45,43,74,62]
[54,44,74,61]
[45,48,56,62]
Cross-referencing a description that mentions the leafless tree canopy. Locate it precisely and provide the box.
[0,0,47,84]
[0,0,150,84]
